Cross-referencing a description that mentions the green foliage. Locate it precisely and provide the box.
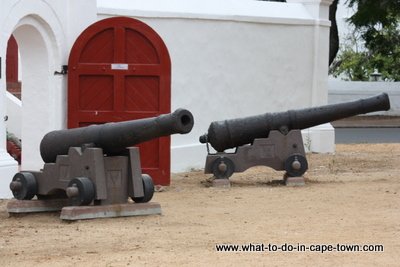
[330,0,400,81]
[347,0,400,29]
[330,49,370,81]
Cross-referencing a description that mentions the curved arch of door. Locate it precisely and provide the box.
[68,17,171,185]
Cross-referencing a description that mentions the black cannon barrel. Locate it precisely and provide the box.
[200,93,390,152]
[40,109,194,163]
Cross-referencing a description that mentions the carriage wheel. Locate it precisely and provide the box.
[284,154,308,177]
[10,172,37,200]
[132,174,154,203]
[66,177,95,206]
[212,157,235,179]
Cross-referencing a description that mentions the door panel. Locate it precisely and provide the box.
[68,17,171,185]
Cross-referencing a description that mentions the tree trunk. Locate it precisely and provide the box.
[329,0,339,65]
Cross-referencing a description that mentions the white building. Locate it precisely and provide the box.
[0,0,333,198]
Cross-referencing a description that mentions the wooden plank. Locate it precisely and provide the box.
[60,202,161,220]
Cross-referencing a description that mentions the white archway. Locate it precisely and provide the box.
[7,11,64,171]
[0,0,66,197]
[13,17,54,170]
[13,15,61,169]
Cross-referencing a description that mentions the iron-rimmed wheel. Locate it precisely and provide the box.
[212,157,235,179]
[66,177,95,206]
[284,154,308,177]
[132,174,154,203]
[9,172,37,200]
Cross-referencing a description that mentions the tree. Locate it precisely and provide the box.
[330,0,400,81]
[347,0,400,30]
[329,30,371,81]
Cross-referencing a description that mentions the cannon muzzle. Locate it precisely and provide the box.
[40,108,194,163]
[200,93,390,152]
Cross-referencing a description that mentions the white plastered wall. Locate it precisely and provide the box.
[97,0,334,171]
[0,0,333,198]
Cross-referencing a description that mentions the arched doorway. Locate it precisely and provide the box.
[11,15,62,171]
[0,1,64,198]
[6,35,21,99]
[5,35,22,164]
[68,17,172,185]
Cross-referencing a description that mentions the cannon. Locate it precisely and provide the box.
[10,109,194,210]
[200,93,390,183]
[40,108,194,163]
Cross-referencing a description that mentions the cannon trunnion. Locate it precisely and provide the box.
[9,109,194,219]
[200,94,391,184]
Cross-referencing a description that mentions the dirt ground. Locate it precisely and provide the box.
[0,143,399,266]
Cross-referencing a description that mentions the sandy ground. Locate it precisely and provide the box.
[0,143,399,266]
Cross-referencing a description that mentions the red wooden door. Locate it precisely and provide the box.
[6,35,18,83]
[68,17,171,185]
